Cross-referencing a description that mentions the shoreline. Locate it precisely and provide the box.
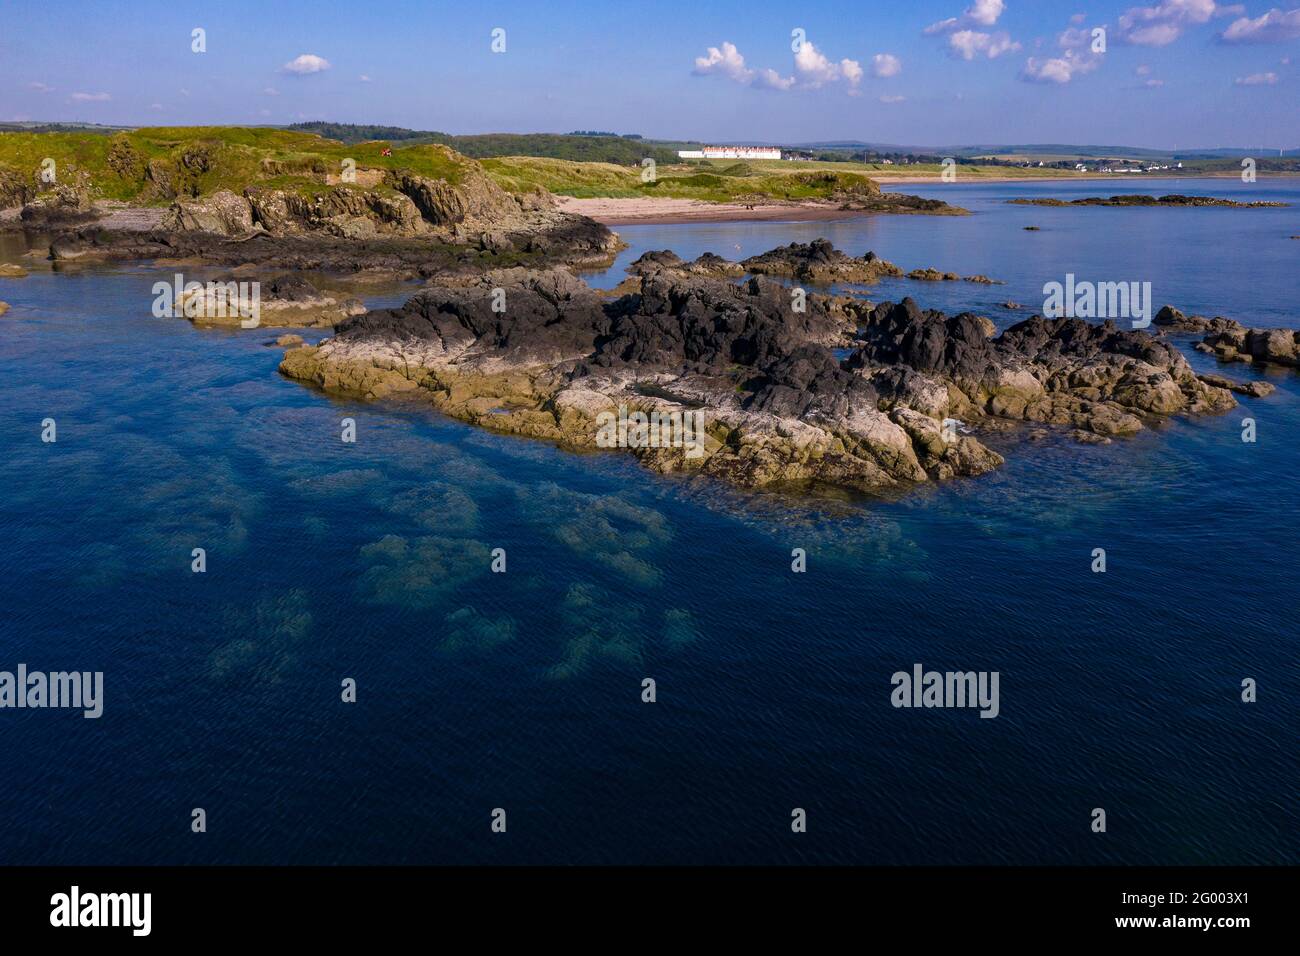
[557,173,1299,225]
[554,197,872,225]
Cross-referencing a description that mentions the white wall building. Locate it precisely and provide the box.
[677,146,782,160]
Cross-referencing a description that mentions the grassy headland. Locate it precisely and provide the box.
[0,127,909,209]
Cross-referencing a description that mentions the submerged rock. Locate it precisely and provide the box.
[175,274,366,328]
[1196,373,1275,398]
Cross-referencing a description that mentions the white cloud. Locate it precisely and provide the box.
[69,91,110,102]
[1235,71,1279,84]
[925,0,1006,34]
[1020,20,1108,83]
[262,87,279,96]
[1221,7,1300,42]
[794,42,863,88]
[1022,48,1103,83]
[281,54,332,75]
[27,81,54,93]
[1136,63,1153,74]
[879,94,907,103]
[1071,12,1088,24]
[1143,77,1166,86]
[968,0,1007,25]
[693,40,861,91]
[1056,26,1097,49]
[359,74,372,82]
[694,41,755,83]
[948,30,1022,59]
[1116,0,1243,47]
[754,67,797,90]
[149,102,163,110]
[872,53,902,77]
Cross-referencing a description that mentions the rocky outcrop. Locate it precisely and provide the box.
[20,175,99,227]
[1153,305,1244,335]
[742,239,903,284]
[276,252,1250,497]
[626,249,745,278]
[244,185,428,238]
[1196,373,1275,398]
[0,301,9,317]
[0,166,33,209]
[162,190,257,236]
[0,263,27,277]
[847,298,1236,437]
[839,191,969,215]
[133,156,621,268]
[175,274,365,328]
[1010,194,1288,208]
[1201,325,1300,368]
[630,241,999,288]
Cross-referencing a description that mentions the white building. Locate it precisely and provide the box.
[677,146,782,160]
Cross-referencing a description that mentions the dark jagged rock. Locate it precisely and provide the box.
[278,264,1250,494]
[625,249,745,278]
[847,298,1236,436]
[741,239,902,284]
[1010,194,1288,208]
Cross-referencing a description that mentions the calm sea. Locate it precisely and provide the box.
[0,178,1296,864]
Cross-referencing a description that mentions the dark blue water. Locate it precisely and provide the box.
[1,179,1297,865]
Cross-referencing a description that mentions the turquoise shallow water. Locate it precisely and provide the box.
[0,179,1296,864]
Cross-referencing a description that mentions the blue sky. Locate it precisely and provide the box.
[2,0,1297,148]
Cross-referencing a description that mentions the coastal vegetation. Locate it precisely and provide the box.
[0,127,902,209]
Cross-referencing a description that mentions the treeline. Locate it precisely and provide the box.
[286,123,678,164]
[805,149,1026,167]
[569,130,643,139]
[288,122,437,143]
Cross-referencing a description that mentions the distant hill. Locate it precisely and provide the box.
[0,121,131,135]
[796,141,1300,161]
[287,122,682,164]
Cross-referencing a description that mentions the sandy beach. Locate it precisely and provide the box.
[556,196,878,225]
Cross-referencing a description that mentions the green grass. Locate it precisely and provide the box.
[0,126,486,206]
[1,126,1101,213]
[479,155,886,202]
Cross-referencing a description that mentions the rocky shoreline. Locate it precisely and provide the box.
[1,159,1285,498]
[1,145,627,277]
[272,241,1269,496]
[1009,194,1288,208]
